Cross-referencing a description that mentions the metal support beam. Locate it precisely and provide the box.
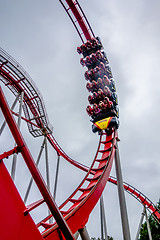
[135,206,146,240]
[45,138,50,190]
[145,207,153,240]
[24,137,46,204]
[114,143,131,240]
[44,137,52,223]
[0,86,75,240]
[11,91,24,181]
[78,226,90,240]
[74,231,79,240]
[100,195,108,240]
[0,92,20,136]
[53,153,60,199]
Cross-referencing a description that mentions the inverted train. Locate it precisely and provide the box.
[77,37,119,134]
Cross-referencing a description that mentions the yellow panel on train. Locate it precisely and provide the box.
[94,117,112,130]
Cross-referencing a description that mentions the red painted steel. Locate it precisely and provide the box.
[0,84,118,239]
[65,0,92,40]
[37,132,117,239]
[0,155,43,240]
[108,176,160,224]
[0,48,93,172]
[0,86,75,240]
[0,1,159,240]
[47,134,91,173]
[0,47,53,137]
[0,146,20,160]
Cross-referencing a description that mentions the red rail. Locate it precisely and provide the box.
[0,47,91,173]
[59,0,93,41]
[108,176,160,224]
[37,132,117,238]
[1,1,157,240]
[0,47,52,137]
[0,86,75,240]
[0,85,118,239]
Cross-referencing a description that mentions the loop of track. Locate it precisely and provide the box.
[0,48,89,173]
[0,1,159,239]
[0,38,118,240]
[0,47,52,137]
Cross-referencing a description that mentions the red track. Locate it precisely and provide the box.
[108,177,160,224]
[0,1,159,240]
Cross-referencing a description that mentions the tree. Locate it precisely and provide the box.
[139,201,160,240]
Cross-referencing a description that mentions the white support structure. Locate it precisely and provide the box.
[24,137,46,204]
[0,93,20,136]
[74,231,79,240]
[53,153,60,199]
[78,226,90,240]
[11,91,24,181]
[45,137,50,190]
[100,195,108,240]
[114,143,131,240]
[145,207,153,240]
[135,206,146,240]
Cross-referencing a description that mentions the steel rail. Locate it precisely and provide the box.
[0,1,150,239]
[36,132,118,239]
[0,2,119,239]
[0,86,75,240]
[59,0,93,41]
[108,176,160,224]
[0,47,93,173]
[0,47,52,137]
[0,84,117,239]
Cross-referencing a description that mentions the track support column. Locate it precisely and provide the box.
[100,195,109,240]
[0,92,20,136]
[24,137,46,204]
[0,86,76,240]
[135,206,146,240]
[114,142,131,240]
[11,91,24,181]
[145,207,153,240]
[78,226,90,240]
[53,153,60,199]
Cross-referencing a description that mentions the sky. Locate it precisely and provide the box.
[0,0,160,239]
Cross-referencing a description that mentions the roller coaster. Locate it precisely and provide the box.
[0,1,160,239]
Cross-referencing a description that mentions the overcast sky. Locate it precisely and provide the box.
[0,0,160,239]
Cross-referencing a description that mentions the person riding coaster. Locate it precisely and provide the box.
[92,116,119,133]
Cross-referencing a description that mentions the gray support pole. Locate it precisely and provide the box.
[100,195,109,240]
[45,138,50,190]
[74,231,80,240]
[144,207,153,240]
[78,226,90,240]
[135,206,146,240]
[114,143,131,240]
[24,137,46,204]
[100,196,104,240]
[11,91,24,181]
[0,93,20,136]
[44,137,52,223]
[53,153,60,199]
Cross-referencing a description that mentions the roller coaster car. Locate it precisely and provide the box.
[78,37,103,57]
[92,116,119,133]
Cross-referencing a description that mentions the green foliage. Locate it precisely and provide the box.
[139,201,160,240]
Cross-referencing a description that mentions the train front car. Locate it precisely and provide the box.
[77,37,119,134]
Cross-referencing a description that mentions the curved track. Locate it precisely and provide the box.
[0,1,159,239]
[108,176,160,224]
[0,0,119,238]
